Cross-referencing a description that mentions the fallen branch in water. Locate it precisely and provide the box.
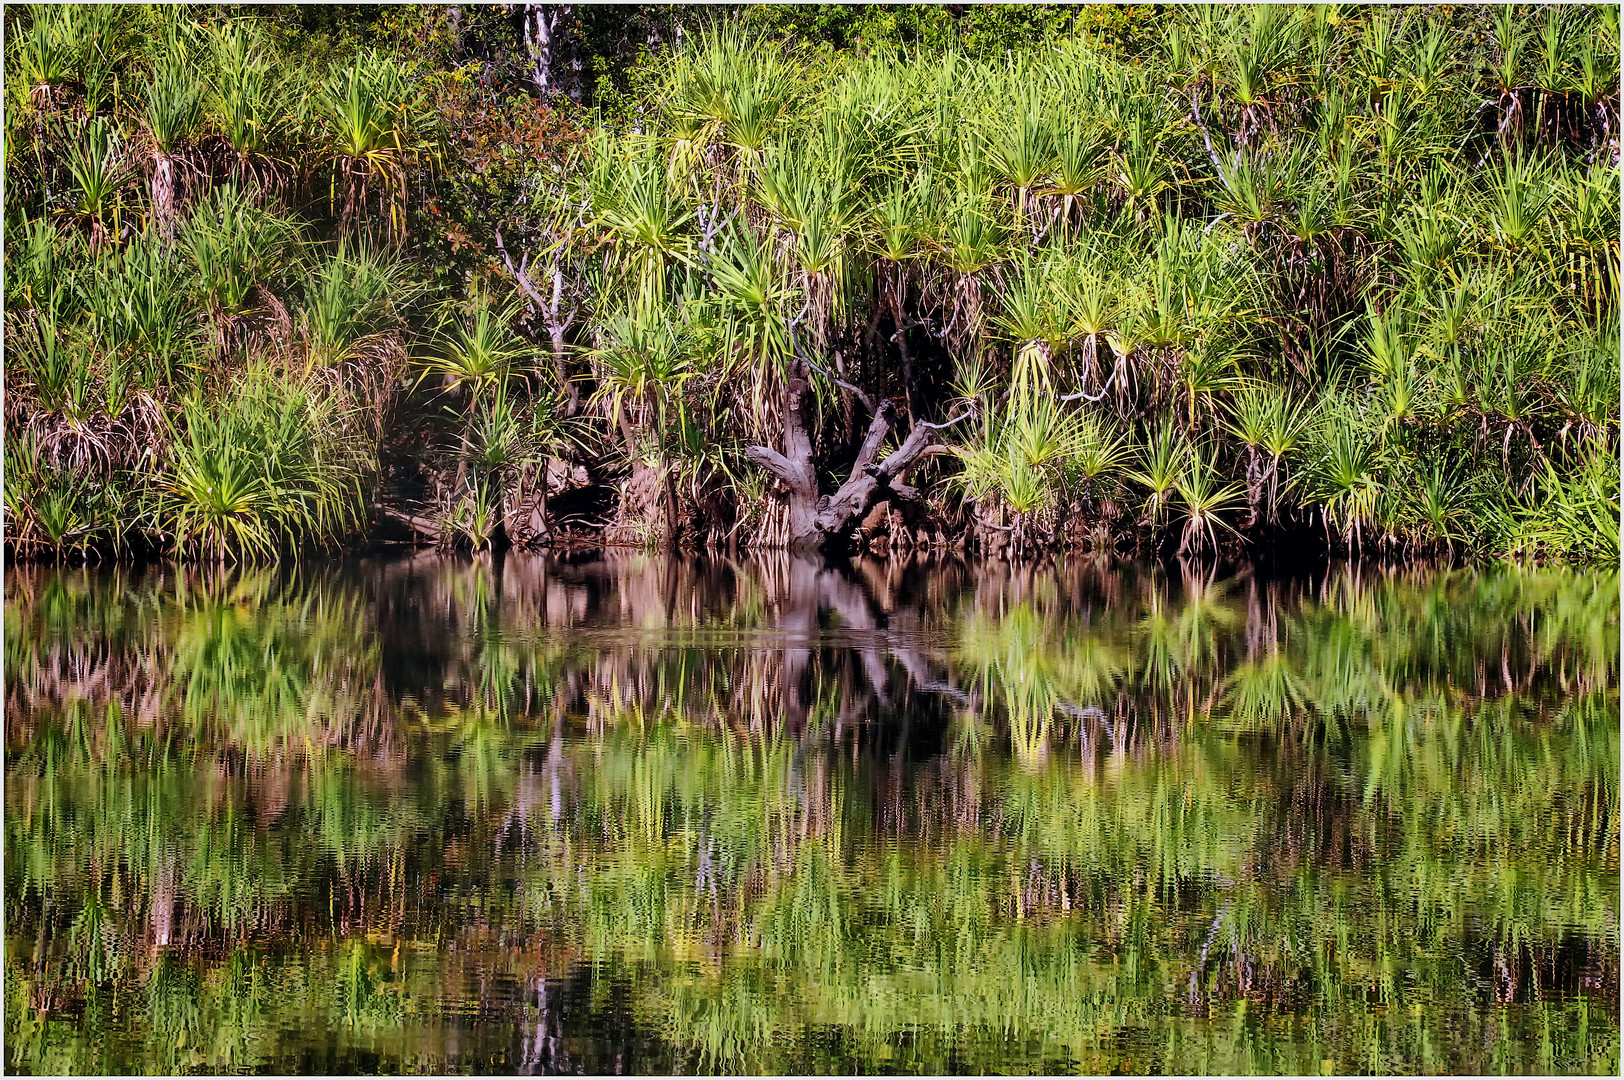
[375,506,441,540]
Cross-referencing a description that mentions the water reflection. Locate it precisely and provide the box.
[5,553,1619,1074]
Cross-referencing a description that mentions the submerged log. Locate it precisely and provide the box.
[745,361,966,552]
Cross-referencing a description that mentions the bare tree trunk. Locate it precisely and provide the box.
[520,5,568,97]
[745,360,967,552]
[526,475,549,542]
[743,362,823,550]
[494,229,579,415]
[548,266,580,416]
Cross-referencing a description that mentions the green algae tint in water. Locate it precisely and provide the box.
[4,554,1618,1075]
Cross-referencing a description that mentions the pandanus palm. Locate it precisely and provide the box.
[710,222,795,441]
[981,91,1053,226]
[789,196,850,347]
[450,383,540,551]
[65,119,131,253]
[957,393,1088,531]
[1227,382,1311,524]
[590,305,697,545]
[420,302,533,528]
[180,184,297,332]
[1540,160,1619,318]
[157,369,360,562]
[593,145,695,310]
[1306,415,1383,550]
[869,173,927,275]
[1047,123,1106,235]
[421,304,530,398]
[1214,142,1306,242]
[938,200,1005,360]
[1567,7,1619,154]
[1414,463,1468,553]
[299,245,418,376]
[72,6,122,114]
[1223,4,1294,142]
[15,6,78,108]
[1112,115,1170,221]
[5,13,1619,566]
[4,438,107,561]
[142,63,203,241]
[323,53,415,243]
[205,25,283,195]
[1550,324,1620,448]
[1070,414,1133,509]
[1395,201,1459,284]
[1055,268,1119,402]
[722,70,790,162]
[864,172,933,419]
[1174,444,1245,554]
[88,232,199,388]
[1171,343,1240,432]
[1486,6,1528,146]
[1406,23,1452,101]
[1361,304,1425,434]
[1359,12,1406,111]
[994,260,1061,403]
[755,143,814,232]
[671,32,791,179]
[1128,420,1186,527]
[759,143,858,350]
[821,61,924,184]
[1486,152,1556,255]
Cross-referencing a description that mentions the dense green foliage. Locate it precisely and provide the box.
[3,5,1619,561]
[5,555,1618,1072]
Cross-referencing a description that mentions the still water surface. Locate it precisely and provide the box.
[4,553,1619,1074]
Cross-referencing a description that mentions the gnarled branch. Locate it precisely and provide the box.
[743,445,805,488]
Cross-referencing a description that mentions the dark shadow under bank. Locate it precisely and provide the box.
[3,470,1496,573]
[2,514,1451,579]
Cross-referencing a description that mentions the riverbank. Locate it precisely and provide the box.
[4,6,1618,567]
